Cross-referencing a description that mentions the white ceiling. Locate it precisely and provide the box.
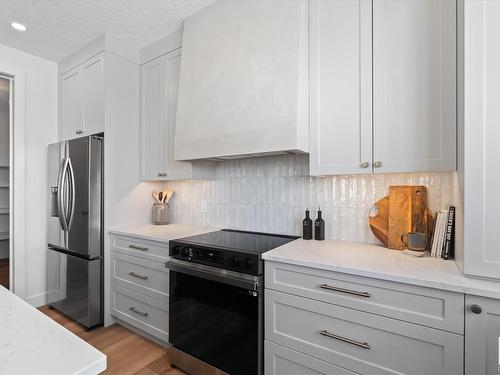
[0,0,215,62]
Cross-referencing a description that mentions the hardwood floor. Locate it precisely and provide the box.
[0,258,9,289]
[39,305,185,375]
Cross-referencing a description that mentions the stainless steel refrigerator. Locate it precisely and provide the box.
[47,135,103,329]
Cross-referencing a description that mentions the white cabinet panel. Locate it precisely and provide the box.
[60,53,104,140]
[175,0,309,160]
[309,0,372,176]
[61,67,83,140]
[81,53,104,135]
[140,56,165,180]
[140,49,215,181]
[372,0,456,173]
[463,0,500,279]
[465,295,500,375]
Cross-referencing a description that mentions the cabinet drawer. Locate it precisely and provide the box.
[265,341,357,375]
[111,235,169,262]
[265,290,463,375]
[112,285,169,342]
[111,252,169,302]
[265,261,464,334]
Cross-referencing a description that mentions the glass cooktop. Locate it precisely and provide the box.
[173,229,299,254]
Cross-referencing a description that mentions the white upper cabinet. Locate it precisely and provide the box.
[61,67,83,140]
[60,52,105,140]
[462,0,500,279]
[175,0,309,161]
[372,0,456,173]
[309,0,372,176]
[310,0,456,176]
[140,49,215,181]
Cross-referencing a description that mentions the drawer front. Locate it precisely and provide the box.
[265,341,359,375]
[112,285,169,342]
[265,261,464,334]
[111,235,169,262]
[112,252,169,302]
[265,290,463,375]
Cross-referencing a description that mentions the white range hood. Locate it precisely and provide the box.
[174,0,309,161]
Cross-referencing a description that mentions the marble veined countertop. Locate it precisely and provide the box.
[109,223,219,242]
[0,286,106,374]
[263,239,500,299]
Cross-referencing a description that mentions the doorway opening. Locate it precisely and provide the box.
[0,75,11,289]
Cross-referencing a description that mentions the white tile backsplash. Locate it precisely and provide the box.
[163,154,454,243]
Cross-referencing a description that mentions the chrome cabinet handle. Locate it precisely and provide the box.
[373,161,382,168]
[129,271,148,280]
[75,129,83,134]
[319,330,370,349]
[319,284,371,298]
[360,162,370,168]
[128,306,148,317]
[128,245,148,251]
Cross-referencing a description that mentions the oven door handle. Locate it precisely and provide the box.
[165,258,261,291]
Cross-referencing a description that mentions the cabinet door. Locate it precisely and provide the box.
[61,67,83,140]
[372,0,456,173]
[465,295,500,375]
[463,0,500,279]
[81,53,104,135]
[140,56,166,180]
[309,0,372,176]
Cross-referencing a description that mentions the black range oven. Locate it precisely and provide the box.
[166,230,298,375]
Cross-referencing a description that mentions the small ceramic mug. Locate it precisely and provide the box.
[401,232,427,251]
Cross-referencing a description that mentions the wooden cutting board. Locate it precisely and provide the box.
[388,186,428,250]
[369,188,433,249]
[369,196,390,246]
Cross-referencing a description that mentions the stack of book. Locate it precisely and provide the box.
[430,206,456,259]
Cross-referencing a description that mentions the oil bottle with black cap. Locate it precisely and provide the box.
[314,208,325,241]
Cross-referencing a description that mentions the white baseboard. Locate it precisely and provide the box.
[25,291,48,307]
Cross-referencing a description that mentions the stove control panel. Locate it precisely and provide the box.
[169,242,261,276]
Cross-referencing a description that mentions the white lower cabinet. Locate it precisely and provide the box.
[465,295,500,375]
[110,235,169,342]
[265,262,464,375]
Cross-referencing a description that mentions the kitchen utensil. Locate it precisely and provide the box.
[152,191,161,203]
[369,194,433,248]
[165,189,174,203]
[388,186,428,250]
[369,196,390,246]
[401,232,427,251]
[158,191,163,203]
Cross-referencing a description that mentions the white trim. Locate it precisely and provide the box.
[0,64,27,299]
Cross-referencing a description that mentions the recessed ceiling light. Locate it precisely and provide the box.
[10,22,27,32]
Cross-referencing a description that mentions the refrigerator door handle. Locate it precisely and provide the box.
[57,158,69,231]
[66,157,76,229]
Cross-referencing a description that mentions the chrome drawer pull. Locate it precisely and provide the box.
[128,271,148,280]
[129,306,148,317]
[319,284,370,298]
[128,245,148,251]
[319,330,370,350]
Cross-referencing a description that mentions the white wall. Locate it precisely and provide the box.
[164,155,455,243]
[0,43,58,305]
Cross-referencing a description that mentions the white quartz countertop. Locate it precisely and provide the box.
[109,224,219,243]
[263,239,500,299]
[0,286,106,375]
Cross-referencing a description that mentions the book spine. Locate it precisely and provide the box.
[443,206,456,260]
[431,212,443,257]
[436,210,448,258]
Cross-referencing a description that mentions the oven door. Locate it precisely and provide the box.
[167,259,263,375]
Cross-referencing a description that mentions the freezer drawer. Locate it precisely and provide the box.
[47,248,102,328]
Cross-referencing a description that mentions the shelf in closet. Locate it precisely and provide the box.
[0,231,9,241]
[0,208,9,214]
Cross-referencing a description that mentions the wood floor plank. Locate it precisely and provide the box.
[102,334,166,375]
[38,305,184,374]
